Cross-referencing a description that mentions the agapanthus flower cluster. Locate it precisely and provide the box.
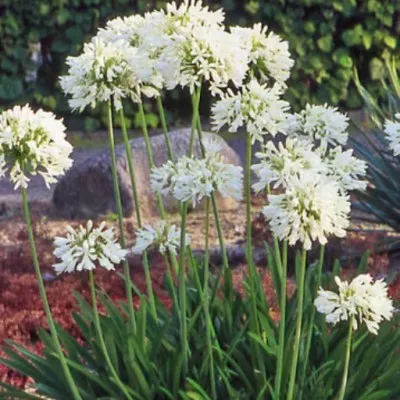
[0,105,73,189]
[150,1,248,95]
[325,147,368,192]
[96,1,248,97]
[151,140,243,206]
[284,104,349,149]
[211,79,290,143]
[231,23,294,86]
[53,221,127,275]
[131,220,190,255]
[315,274,394,335]
[263,173,351,250]
[60,37,161,112]
[384,113,400,156]
[252,138,324,191]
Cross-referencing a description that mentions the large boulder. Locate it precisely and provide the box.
[53,129,242,219]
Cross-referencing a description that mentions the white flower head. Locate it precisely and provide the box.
[157,25,248,95]
[284,104,349,150]
[384,113,400,156]
[0,105,73,189]
[231,23,294,86]
[315,274,394,335]
[60,37,159,112]
[252,138,325,192]
[53,220,127,275]
[263,172,351,250]
[166,0,225,29]
[151,150,243,207]
[326,147,368,192]
[132,220,190,255]
[97,15,145,45]
[211,79,290,143]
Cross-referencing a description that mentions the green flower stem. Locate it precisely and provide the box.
[142,251,157,320]
[162,253,179,309]
[179,201,190,374]
[89,271,133,400]
[299,244,325,400]
[194,96,231,298]
[119,108,142,227]
[203,197,217,398]
[275,239,288,399]
[137,98,166,220]
[156,96,174,161]
[287,249,308,400]
[119,107,156,320]
[337,316,354,400]
[189,87,202,157]
[21,187,82,400]
[107,102,137,333]
[245,134,260,333]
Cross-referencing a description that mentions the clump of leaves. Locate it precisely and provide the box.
[1,252,399,400]
[352,58,400,238]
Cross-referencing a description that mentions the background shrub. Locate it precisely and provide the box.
[0,0,399,131]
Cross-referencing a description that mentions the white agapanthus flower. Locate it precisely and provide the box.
[326,147,368,192]
[315,274,394,335]
[252,138,324,191]
[284,104,349,149]
[0,105,73,189]
[151,140,243,206]
[211,79,290,143]
[97,15,145,45]
[384,113,400,156]
[167,0,225,29]
[263,172,351,250]
[60,37,160,112]
[132,220,190,255]
[53,221,127,275]
[231,23,294,86]
[157,24,248,95]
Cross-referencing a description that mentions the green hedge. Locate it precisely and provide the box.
[0,0,399,130]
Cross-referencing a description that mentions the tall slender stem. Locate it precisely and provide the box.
[107,101,137,332]
[203,197,217,398]
[21,187,82,400]
[194,96,231,299]
[275,240,288,399]
[189,87,202,157]
[179,201,189,374]
[299,244,325,400]
[89,271,133,400]
[142,251,157,320]
[119,107,156,318]
[163,253,179,309]
[137,98,167,220]
[337,316,353,400]
[119,108,142,227]
[287,249,307,400]
[156,96,174,161]
[245,134,260,334]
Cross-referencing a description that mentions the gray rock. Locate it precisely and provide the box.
[53,129,242,219]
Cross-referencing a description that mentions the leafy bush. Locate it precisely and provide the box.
[352,58,400,235]
[0,0,399,130]
[2,257,399,400]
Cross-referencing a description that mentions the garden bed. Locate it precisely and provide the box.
[1,198,399,390]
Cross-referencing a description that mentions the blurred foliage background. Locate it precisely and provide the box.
[0,0,399,131]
